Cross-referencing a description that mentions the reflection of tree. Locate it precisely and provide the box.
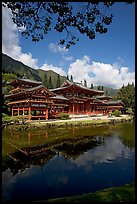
[54,136,104,160]
[119,137,134,149]
[2,147,56,176]
[2,135,105,174]
[3,122,134,177]
[118,122,135,148]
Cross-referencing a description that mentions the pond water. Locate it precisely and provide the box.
[2,121,135,202]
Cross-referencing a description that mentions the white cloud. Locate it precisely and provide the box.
[68,55,135,89]
[2,6,66,76]
[49,43,68,53]
[117,56,124,64]
[40,63,66,76]
[2,6,38,69]
[70,136,133,170]
[63,56,74,61]
[18,53,39,69]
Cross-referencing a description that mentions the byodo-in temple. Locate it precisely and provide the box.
[4,77,124,120]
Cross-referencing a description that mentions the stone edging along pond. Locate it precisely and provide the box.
[3,115,134,131]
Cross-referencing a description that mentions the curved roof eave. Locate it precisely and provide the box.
[5,85,54,98]
[50,83,104,94]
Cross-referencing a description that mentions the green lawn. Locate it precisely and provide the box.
[46,183,135,202]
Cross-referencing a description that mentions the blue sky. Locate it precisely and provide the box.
[2,2,135,89]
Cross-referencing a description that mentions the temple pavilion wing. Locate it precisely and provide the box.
[4,78,125,119]
[5,85,54,102]
[49,80,105,115]
[50,80,104,98]
[4,83,56,120]
[7,78,43,94]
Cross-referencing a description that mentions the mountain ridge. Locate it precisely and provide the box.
[2,53,118,95]
[2,53,66,88]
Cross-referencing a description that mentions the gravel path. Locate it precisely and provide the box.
[29,114,130,124]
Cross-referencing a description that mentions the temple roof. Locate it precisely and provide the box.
[62,80,104,93]
[7,78,42,85]
[50,80,104,94]
[102,100,124,105]
[50,95,68,100]
[5,85,54,98]
[96,95,113,99]
[68,96,87,101]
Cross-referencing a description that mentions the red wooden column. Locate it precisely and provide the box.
[63,106,65,113]
[90,102,92,113]
[82,102,84,113]
[46,108,48,120]
[77,103,78,114]
[12,108,14,116]
[68,103,70,113]
[94,103,96,112]
[28,106,31,121]
[72,102,74,114]
[18,107,19,116]
[23,107,24,115]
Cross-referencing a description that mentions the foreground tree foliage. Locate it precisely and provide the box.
[116,83,135,113]
[3,2,116,48]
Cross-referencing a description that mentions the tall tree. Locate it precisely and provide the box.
[101,85,104,91]
[90,83,93,89]
[48,76,53,89]
[3,2,118,48]
[43,73,48,87]
[17,73,21,78]
[67,75,69,80]
[116,83,135,113]
[70,75,73,82]
[84,79,87,87]
[132,82,134,87]
[97,85,101,90]
[56,74,61,88]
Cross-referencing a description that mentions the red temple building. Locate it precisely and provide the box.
[49,80,104,115]
[5,78,68,120]
[4,78,124,120]
[92,95,124,114]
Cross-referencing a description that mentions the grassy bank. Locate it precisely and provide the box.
[44,183,135,202]
[2,115,133,131]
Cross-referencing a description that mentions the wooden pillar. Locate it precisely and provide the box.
[83,102,84,113]
[28,106,31,121]
[77,103,78,114]
[72,102,74,114]
[12,108,14,116]
[46,108,48,120]
[68,103,71,114]
[62,107,64,113]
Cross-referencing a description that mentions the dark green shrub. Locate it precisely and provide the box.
[56,113,70,120]
[126,108,134,115]
[2,113,8,117]
[112,109,121,117]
